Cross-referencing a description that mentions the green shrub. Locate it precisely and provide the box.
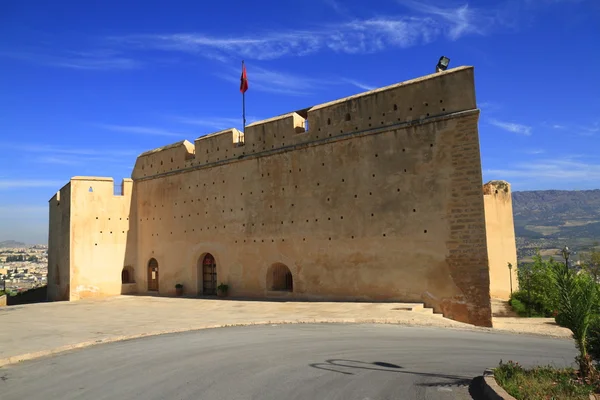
[494,360,594,399]
[509,297,527,316]
[510,290,553,317]
[512,252,561,317]
[587,317,600,365]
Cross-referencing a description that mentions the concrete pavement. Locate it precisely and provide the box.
[0,295,572,367]
[0,324,576,400]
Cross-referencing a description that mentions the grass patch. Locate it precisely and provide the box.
[494,361,595,399]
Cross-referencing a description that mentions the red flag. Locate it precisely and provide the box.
[240,63,248,94]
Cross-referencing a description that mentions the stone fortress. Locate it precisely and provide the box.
[48,66,518,327]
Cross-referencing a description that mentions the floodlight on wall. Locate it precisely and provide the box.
[436,56,450,73]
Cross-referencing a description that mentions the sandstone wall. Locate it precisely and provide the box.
[68,177,136,300]
[130,67,493,326]
[484,181,519,300]
[47,183,71,301]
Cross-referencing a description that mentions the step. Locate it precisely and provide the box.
[491,298,518,317]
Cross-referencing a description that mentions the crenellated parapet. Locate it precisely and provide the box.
[131,66,478,181]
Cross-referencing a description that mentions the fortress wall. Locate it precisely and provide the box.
[306,66,476,140]
[50,66,497,325]
[194,129,241,165]
[132,68,492,326]
[47,184,72,301]
[68,177,136,300]
[484,181,519,300]
[132,140,195,179]
[244,113,310,152]
[130,67,476,181]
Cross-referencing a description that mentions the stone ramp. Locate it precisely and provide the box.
[0,296,464,367]
[491,298,518,317]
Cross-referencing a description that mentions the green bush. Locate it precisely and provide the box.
[494,360,594,399]
[587,317,600,365]
[511,252,561,318]
[511,290,554,317]
[509,297,528,316]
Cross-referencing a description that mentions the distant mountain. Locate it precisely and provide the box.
[0,240,27,248]
[512,189,600,260]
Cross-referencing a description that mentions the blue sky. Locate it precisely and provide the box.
[1,0,599,244]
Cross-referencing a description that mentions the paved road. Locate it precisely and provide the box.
[1,324,575,400]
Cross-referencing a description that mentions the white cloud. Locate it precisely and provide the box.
[214,64,378,96]
[112,3,489,61]
[0,179,64,189]
[341,78,377,91]
[524,149,545,154]
[0,143,140,157]
[579,122,600,136]
[0,205,48,216]
[0,49,139,70]
[397,1,483,40]
[324,0,349,16]
[488,118,532,135]
[214,66,316,95]
[171,116,260,130]
[485,158,600,182]
[96,124,190,137]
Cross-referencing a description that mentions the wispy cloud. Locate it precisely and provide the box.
[0,205,48,215]
[1,143,140,157]
[215,65,316,95]
[215,64,378,96]
[486,158,600,183]
[397,1,483,40]
[171,116,260,130]
[96,124,191,137]
[112,3,492,61]
[488,118,532,135]
[478,101,502,113]
[323,0,351,17]
[0,179,64,189]
[341,78,377,91]
[0,49,139,70]
[541,121,599,136]
[579,122,600,136]
[524,149,545,155]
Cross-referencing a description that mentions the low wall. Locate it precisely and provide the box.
[7,286,48,306]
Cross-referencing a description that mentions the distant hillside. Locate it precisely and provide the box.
[512,189,600,260]
[0,240,27,248]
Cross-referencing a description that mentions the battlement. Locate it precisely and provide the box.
[49,177,134,205]
[131,66,477,180]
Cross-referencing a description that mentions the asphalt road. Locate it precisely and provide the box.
[0,324,576,400]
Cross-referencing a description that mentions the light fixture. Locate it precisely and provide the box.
[562,246,571,262]
[436,56,450,73]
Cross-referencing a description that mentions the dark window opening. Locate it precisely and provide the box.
[269,263,293,292]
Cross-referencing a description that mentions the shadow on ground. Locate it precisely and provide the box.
[309,359,487,398]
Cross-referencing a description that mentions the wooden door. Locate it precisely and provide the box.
[148,258,159,291]
[202,254,217,295]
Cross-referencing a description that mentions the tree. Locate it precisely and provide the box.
[551,259,598,379]
[581,247,600,283]
[512,252,559,317]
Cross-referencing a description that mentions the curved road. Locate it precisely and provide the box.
[1,324,575,400]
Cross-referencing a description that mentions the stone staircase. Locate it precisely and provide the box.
[491,298,519,317]
[390,303,444,317]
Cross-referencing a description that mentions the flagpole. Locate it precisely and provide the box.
[242,60,246,145]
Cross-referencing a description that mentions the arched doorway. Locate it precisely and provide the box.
[147,258,159,291]
[200,253,217,295]
[268,263,293,292]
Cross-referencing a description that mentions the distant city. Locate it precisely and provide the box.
[0,243,48,294]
